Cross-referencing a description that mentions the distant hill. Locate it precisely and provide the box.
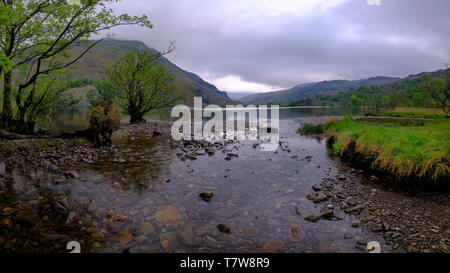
[281,69,449,108]
[238,76,400,104]
[66,39,234,106]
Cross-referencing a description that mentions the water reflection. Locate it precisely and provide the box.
[39,106,368,136]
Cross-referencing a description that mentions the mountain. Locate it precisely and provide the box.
[67,39,234,106]
[238,76,400,104]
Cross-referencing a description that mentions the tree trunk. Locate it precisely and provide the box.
[1,71,13,126]
[129,115,147,124]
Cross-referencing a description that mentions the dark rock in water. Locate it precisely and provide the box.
[217,224,231,234]
[304,207,340,223]
[64,171,80,179]
[313,192,328,203]
[312,184,323,192]
[356,239,368,246]
[320,208,336,220]
[153,130,163,137]
[337,174,346,180]
[103,213,129,232]
[351,221,360,228]
[48,193,73,213]
[294,205,302,215]
[304,214,321,223]
[224,156,232,161]
[199,192,214,202]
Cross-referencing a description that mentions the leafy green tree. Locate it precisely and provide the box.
[0,0,152,133]
[350,95,361,106]
[87,79,117,106]
[107,49,180,124]
[420,68,450,113]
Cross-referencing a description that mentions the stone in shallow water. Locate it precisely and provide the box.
[199,192,214,202]
[103,213,129,233]
[139,222,154,234]
[112,231,133,245]
[290,226,305,242]
[155,205,182,226]
[304,214,321,223]
[217,224,231,234]
[243,226,260,237]
[262,240,285,253]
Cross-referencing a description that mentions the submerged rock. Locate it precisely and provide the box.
[217,224,231,234]
[262,240,285,253]
[103,213,129,232]
[199,192,214,202]
[155,205,182,226]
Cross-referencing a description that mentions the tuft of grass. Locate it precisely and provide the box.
[297,118,336,135]
[297,123,324,135]
[327,116,450,184]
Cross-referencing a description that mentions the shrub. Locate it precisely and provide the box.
[88,100,120,146]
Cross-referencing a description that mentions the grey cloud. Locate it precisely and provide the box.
[107,0,450,91]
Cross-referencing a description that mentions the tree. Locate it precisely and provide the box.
[107,49,180,124]
[420,68,450,113]
[87,79,117,106]
[0,0,152,133]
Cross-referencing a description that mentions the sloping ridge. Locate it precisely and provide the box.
[67,39,234,106]
[239,76,401,104]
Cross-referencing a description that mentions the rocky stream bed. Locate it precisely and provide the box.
[0,118,448,253]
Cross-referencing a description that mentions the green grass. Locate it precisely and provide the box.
[366,107,450,119]
[327,116,449,183]
[367,111,449,119]
[297,123,325,135]
[297,119,335,135]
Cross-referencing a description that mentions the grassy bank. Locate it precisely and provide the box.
[326,116,449,187]
[366,107,450,119]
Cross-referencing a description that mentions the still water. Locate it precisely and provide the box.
[40,106,367,135]
[4,106,394,253]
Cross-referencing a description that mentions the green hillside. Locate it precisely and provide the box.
[239,76,399,105]
[66,39,234,106]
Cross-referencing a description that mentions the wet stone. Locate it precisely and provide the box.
[217,224,231,234]
[243,226,260,237]
[262,240,285,253]
[155,205,182,226]
[139,222,154,234]
[199,192,214,202]
[290,226,305,242]
[112,231,133,245]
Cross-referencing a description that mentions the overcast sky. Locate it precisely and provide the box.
[105,0,450,92]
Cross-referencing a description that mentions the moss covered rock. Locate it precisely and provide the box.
[88,100,120,146]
